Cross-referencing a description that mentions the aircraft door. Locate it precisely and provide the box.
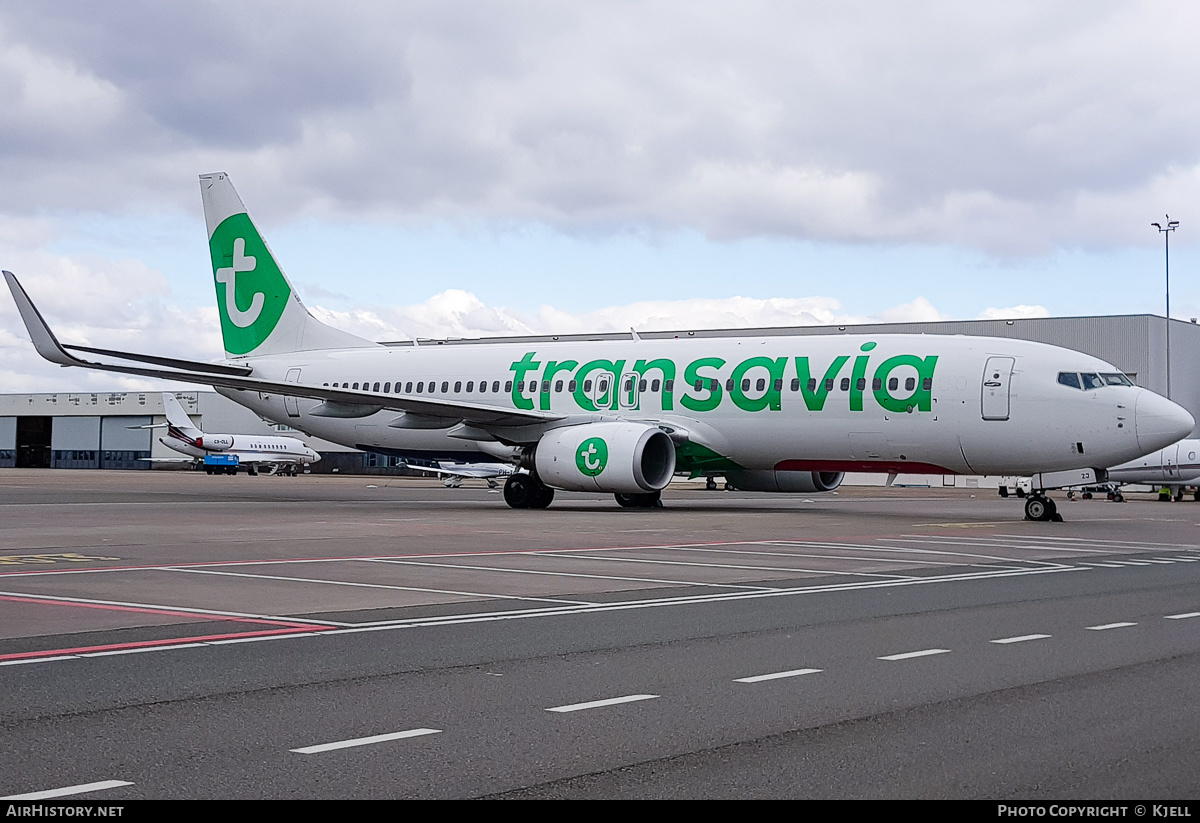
[589,372,616,410]
[284,368,302,418]
[1164,443,1179,478]
[619,372,640,410]
[981,357,1015,421]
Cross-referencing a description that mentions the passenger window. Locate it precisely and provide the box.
[664,379,673,392]
[905,377,915,391]
[709,379,719,391]
[823,378,833,392]
[555,380,564,392]
[639,379,647,392]
[755,378,765,392]
[922,378,932,391]
[651,379,660,392]
[454,381,462,392]
[742,378,752,392]
[773,378,782,392]
[353,382,360,390]
[405,382,413,393]
[479,380,487,393]
[383,382,390,393]
[373,382,380,392]
[872,378,882,390]
[1057,372,1081,389]
[569,380,577,392]
[542,380,551,393]
[441,382,448,393]
[516,381,524,392]
[840,378,850,391]
[855,378,866,391]
[503,381,511,392]
[790,378,800,391]
[624,379,634,392]
[888,377,898,391]
[598,379,608,393]
[694,378,704,392]
[466,381,474,392]
[726,379,734,392]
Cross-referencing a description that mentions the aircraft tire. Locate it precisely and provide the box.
[998,487,1009,498]
[615,491,661,509]
[1024,496,1056,522]
[529,484,555,509]
[505,473,552,509]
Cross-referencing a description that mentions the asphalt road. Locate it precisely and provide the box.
[1,470,1198,800]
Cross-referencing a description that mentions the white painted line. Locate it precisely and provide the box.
[735,668,822,683]
[1117,560,1153,566]
[1170,557,1200,562]
[1087,622,1137,631]
[878,648,951,661]
[1141,559,1175,564]
[546,694,659,713]
[0,655,78,666]
[80,643,207,657]
[1165,612,1200,620]
[1080,562,1125,568]
[991,634,1052,644]
[2,780,133,800]
[291,728,441,754]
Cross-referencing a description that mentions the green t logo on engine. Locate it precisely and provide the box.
[577,437,608,476]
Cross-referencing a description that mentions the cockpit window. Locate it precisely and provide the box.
[1057,372,1081,389]
[1101,373,1133,387]
[1080,373,1104,390]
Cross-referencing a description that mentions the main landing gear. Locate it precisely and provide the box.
[615,491,663,509]
[1024,494,1063,522]
[503,472,555,509]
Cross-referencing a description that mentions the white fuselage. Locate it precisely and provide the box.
[214,332,1192,479]
[161,432,319,467]
[1106,438,1200,486]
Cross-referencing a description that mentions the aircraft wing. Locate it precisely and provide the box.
[5,271,563,428]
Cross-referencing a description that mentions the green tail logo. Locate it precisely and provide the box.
[210,214,291,355]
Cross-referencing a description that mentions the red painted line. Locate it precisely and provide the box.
[0,594,320,628]
[0,626,331,662]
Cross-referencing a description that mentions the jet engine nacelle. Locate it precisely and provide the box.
[535,422,677,493]
[195,434,234,451]
[725,469,844,493]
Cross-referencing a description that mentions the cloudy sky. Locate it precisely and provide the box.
[1,1,1198,392]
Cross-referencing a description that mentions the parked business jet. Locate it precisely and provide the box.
[4,172,1194,520]
[158,392,320,475]
[1105,438,1200,501]
[402,459,516,488]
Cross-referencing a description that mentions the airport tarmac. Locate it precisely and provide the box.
[1,469,1199,799]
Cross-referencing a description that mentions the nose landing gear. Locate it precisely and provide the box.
[1024,494,1063,522]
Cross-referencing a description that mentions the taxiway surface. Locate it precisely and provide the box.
[1,470,1198,799]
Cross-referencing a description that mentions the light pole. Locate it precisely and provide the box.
[1152,215,1179,399]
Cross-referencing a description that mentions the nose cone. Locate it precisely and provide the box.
[1135,391,1195,452]
[309,451,321,463]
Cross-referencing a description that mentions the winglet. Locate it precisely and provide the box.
[3,271,84,367]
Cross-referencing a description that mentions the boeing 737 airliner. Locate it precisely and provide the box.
[4,172,1194,520]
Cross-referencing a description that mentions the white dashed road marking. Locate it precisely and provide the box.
[291,728,442,754]
[546,694,659,713]
[1087,622,1137,631]
[991,634,1052,644]
[734,668,823,683]
[878,648,951,661]
[1,780,133,800]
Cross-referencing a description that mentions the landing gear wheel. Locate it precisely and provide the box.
[998,487,1009,498]
[529,484,555,509]
[1114,492,1124,502]
[1015,488,1026,498]
[504,473,554,509]
[614,491,662,508]
[1024,495,1058,522]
